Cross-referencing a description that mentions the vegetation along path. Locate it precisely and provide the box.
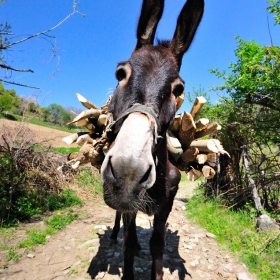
[0,179,257,280]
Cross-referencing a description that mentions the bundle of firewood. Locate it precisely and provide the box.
[61,92,229,181]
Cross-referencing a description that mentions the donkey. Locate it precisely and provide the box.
[100,0,204,279]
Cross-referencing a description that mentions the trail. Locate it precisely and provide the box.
[0,181,256,280]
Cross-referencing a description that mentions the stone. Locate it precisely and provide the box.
[256,214,279,232]
[206,232,216,239]
[78,238,99,248]
[236,272,252,280]
[26,253,35,258]
[94,225,107,230]
[97,271,106,279]
[218,269,230,278]
[190,260,199,267]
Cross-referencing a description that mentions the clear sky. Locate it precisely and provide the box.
[1,0,279,113]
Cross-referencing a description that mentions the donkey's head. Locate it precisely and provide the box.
[101,0,204,212]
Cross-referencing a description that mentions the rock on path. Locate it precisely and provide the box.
[0,195,257,280]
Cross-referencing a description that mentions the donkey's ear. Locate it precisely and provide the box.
[135,0,164,50]
[170,0,204,70]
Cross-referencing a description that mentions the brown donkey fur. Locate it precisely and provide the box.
[100,1,204,279]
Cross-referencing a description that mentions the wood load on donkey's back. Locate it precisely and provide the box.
[61,0,229,279]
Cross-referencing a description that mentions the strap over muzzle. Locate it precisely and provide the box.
[108,103,163,149]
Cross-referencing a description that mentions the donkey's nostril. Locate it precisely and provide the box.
[139,165,152,185]
[109,157,116,179]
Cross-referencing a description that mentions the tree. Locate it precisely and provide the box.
[210,37,280,144]
[48,103,72,125]
[0,1,84,89]
[267,0,280,24]
[208,32,280,213]
[0,91,13,113]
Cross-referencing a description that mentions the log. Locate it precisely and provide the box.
[171,114,181,135]
[62,132,88,145]
[86,123,95,134]
[206,153,217,167]
[202,165,216,179]
[175,92,185,111]
[76,92,100,109]
[66,108,102,126]
[178,112,196,150]
[190,139,229,155]
[180,111,196,131]
[195,118,209,129]
[166,130,183,160]
[177,147,199,171]
[76,134,95,146]
[97,114,107,127]
[190,96,207,120]
[70,110,78,116]
[194,122,221,139]
[76,118,89,127]
[196,154,208,164]
[186,168,202,181]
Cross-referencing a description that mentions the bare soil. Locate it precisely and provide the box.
[0,119,77,148]
[0,120,257,280]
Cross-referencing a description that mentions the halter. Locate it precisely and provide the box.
[108,103,163,151]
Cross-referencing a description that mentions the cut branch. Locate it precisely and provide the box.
[190,96,207,120]
[194,121,221,139]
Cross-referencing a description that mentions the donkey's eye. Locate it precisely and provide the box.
[172,83,184,97]
[116,68,127,81]
[115,63,132,85]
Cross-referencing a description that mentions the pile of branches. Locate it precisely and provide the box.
[0,125,77,224]
[62,92,229,181]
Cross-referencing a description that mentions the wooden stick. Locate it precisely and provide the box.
[202,165,216,179]
[195,118,209,129]
[97,114,107,127]
[178,112,196,150]
[196,154,208,164]
[76,92,100,109]
[62,132,88,145]
[186,168,202,181]
[66,108,102,125]
[190,139,220,153]
[190,96,207,120]
[170,114,181,135]
[175,92,185,111]
[177,147,199,171]
[167,130,183,160]
[194,122,221,139]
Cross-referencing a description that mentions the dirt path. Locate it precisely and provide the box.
[0,120,257,280]
[0,181,257,280]
[0,119,76,148]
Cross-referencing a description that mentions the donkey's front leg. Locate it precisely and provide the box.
[110,210,121,244]
[150,164,180,280]
[122,212,138,280]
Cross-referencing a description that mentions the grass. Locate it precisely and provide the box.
[2,212,79,262]
[0,112,78,133]
[76,167,103,197]
[186,188,280,280]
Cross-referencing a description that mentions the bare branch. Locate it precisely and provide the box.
[0,63,34,73]
[0,79,40,89]
[3,8,77,49]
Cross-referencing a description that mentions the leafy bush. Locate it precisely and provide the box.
[0,129,81,226]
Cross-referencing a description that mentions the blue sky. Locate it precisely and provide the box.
[1,0,279,113]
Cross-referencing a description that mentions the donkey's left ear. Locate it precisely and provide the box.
[135,0,164,50]
[170,0,204,70]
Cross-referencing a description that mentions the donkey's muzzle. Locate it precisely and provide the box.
[101,112,156,208]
